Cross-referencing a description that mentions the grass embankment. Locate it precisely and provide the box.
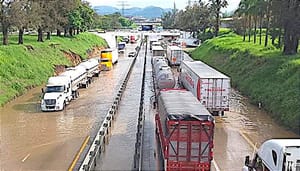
[0,33,107,106]
[191,33,300,133]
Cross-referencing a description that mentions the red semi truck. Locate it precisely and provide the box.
[155,89,215,171]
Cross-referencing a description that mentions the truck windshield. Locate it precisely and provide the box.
[46,86,64,93]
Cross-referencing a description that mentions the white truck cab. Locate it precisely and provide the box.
[243,139,300,171]
[41,76,72,111]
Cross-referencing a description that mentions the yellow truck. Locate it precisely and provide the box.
[100,49,118,71]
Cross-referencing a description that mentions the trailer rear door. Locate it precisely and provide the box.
[166,120,214,171]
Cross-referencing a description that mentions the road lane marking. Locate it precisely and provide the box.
[21,153,31,162]
[239,130,257,150]
[212,159,221,171]
[68,135,90,171]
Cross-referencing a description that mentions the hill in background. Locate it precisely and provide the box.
[94,5,172,19]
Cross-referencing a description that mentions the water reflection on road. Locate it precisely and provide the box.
[0,49,134,171]
[213,89,299,171]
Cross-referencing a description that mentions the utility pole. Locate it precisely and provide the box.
[117,1,129,16]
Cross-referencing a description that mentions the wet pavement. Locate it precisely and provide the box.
[212,90,299,171]
[0,32,299,171]
[95,43,144,170]
[0,42,136,171]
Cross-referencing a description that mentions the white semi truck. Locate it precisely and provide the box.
[243,139,300,171]
[41,58,99,111]
[179,60,230,115]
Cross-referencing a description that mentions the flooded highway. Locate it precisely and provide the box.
[212,90,299,171]
[95,42,145,170]
[1,32,299,171]
[0,42,136,171]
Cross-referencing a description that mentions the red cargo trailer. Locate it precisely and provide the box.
[155,89,214,171]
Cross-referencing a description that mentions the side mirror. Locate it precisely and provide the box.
[245,155,250,166]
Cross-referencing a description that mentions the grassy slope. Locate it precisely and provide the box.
[191,33,300,132]
[0,33,107,106]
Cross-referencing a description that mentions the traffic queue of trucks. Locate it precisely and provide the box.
[151,40,300,171]
[41,58,100,112]
[151,42,216,170]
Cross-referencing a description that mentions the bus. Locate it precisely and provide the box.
[100,49,118,71]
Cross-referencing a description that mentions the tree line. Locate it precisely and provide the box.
[162,0,228,39]
[234,0,299,55]
[0,0,137,46]
[0,0,94,45]
[162,0,299,55]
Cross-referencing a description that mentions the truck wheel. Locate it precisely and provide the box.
[221,111,225,116]
[62,101,66,111]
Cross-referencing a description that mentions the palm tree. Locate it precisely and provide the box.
[209,0,228,37]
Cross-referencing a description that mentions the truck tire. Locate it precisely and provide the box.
[84,82,88,88]
[61,101,66,111]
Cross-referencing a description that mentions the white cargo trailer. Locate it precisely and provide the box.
[152,46,165,57]
[166,45,183,66]
[179,60,230,115]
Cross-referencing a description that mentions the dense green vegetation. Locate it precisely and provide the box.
[163,0,299,55]
[191,33,300,133]
[0,33,107,106]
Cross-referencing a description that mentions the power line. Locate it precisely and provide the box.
[117,1,129,16]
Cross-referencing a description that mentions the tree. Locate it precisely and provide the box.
[77,2,95,32]
[181,2,211,38]
[0,0,14,45]
[280,0,299,54]
[162,11,175,29]
[10,0,31,44]
[209,0,228,37]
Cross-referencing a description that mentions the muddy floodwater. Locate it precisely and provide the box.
[0,47,134,170]
[0,40,299,171]
[213,90,299,171]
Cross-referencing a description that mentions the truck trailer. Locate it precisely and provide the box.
[152,45,165,57]
[243,139,300,171]
[41,58,99,111]
[179,60,230,115]
[100,48,118,71]
[155,89,214,171]
[41,66,86,111]
[166,45,183,66]
[152,56,175,90]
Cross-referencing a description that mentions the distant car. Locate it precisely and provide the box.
[128,51,136,57]
[97,29,106,33]
[123,37,129,44]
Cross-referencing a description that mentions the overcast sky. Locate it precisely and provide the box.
[86,0,241,12]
